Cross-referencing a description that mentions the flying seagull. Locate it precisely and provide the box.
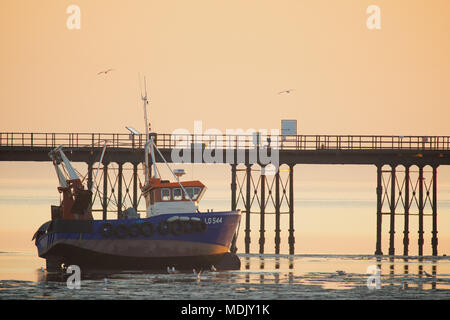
[97,68,115,75]
[278,89,295,95]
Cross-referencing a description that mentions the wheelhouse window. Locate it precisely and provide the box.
[193,187,201,200]
[161,188,171,201]
[184,187,202,200]
[173,188,182,200]
[184,187,193,200]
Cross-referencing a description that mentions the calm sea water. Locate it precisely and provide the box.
[1,252,449,300]
[2,166,450,300]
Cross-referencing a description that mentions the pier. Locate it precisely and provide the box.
[1,132,450,256]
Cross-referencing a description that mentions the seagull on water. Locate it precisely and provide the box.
[167,266,178,274]
[193,268,203,281]
[97,68,115,75]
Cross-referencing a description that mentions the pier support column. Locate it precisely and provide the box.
[389,165,396,256]
[230,164,238,253]
[245,165,252,254]
[87,162,93,193]
[403,166,410,256]
[418,166,424,256]
[133,163,138,210]
[102,162,108,220]
[432,166,438,256]
[288,164,295,255]
[259,166,266,254]
[275,169,281,254]
[375,164,383,255]
[231,164,237,211]
[117,163,123,219]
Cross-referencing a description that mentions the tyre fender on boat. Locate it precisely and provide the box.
[128,224,140,237]
[182,220,196,234]
[114,224,129,238]
[139,222,155,237]
[194,220,208,233]
[170,220,184,236]
[157,221,170,235]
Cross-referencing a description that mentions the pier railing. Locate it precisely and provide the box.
[1,132,450,151]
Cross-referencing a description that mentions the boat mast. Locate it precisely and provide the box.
[141,76,158,184]
[91,142,107,192]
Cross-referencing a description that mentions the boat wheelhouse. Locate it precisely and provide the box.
[142,179,206,216]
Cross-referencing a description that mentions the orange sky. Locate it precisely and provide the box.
[1,0,450,134]
[1,0,450,255]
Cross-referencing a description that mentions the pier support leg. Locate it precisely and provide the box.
[259,167,266,254]
[275,170,281,255]
[230,164,238,253]
[288,164,295,255]
[231,164,237,211]
[403,166,410,256]
[432,166,438,256]
[117,163,123,219]
[245,165,252,254]
[102,163,108,220]
[418,166,424,256]
[375,164,383,255]
[389,165,396,256]
[133,163,138,211]
[87,162,93,193]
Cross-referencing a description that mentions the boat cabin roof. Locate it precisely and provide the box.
[142,179,206,202]
[148,180,205,190]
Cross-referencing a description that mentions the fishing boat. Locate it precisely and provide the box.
[32,82,241,272]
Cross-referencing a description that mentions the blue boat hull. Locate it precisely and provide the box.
[34,211,241,271]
